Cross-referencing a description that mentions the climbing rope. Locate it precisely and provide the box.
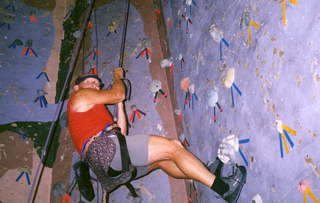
[119,0,130,68]
[119,0,132,101]
[93,8,99,71]
[27,1,97,202]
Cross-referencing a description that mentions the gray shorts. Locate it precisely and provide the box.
[110,134,149,170]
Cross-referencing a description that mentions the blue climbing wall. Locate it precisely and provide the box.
[0,0,56,124]
[162,0,320,202]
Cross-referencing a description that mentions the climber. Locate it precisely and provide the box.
[67,67,247,203]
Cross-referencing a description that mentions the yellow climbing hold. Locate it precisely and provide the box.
[222,68,235,88]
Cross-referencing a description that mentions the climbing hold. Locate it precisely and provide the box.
[240,9,250,30]
[160,58,174,72]
[207,89,223,122]
[149,80,162,93]
[298,179,318,203]
[222,68,235,88]
[149,80,167,103]
[73,30,81,39]
[107,21,117,34]
[209,23,223,43]
[178,54,185,70]
[183,83,198,109]
[21,40,38,57]
[136,48,152,63]
[276,120,296,157]
[209,23,229,60]
[252,194,263,203]
[29,15,39,23]
[217,134,239,164]
[180,77,190,92]
[207,90,218,108]
[175,108,183,121]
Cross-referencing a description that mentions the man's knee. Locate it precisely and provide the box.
[170,139,184,148]
[168,139,184,155]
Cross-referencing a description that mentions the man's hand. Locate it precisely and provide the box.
[113,67,124,80]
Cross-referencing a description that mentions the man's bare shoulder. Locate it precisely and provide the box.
[69,89,97,112]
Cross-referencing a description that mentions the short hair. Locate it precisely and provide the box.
[74,74,105,89]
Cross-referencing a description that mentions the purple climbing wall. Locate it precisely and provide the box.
[0,1,56,124]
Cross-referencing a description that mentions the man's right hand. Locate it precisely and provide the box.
[113,67,124,80]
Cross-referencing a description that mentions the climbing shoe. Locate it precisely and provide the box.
[221,164,247,203]
[207,157,224,177]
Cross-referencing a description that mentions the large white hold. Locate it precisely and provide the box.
[217,134,239,164]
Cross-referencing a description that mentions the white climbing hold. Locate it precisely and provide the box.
[186,0,192,6]
[207,90,218,107]
[174,108,182,116]
[160,58,173,68]
[252,194,263,203]
[189,84,195,94]
[217,134,239,164]
[209,23,223,43]
[275,120,283,134]
[149,80,162,93]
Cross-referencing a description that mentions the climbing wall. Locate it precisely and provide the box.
[162,0,320,202]
[0,1,57,202]
[0,1,56,124]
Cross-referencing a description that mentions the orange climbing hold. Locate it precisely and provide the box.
[61,194,72,203]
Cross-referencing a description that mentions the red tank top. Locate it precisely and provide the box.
[67,103,113,153]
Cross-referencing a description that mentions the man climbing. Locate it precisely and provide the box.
[67,67,247,203]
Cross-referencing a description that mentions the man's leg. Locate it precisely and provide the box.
[149,160,188,179]
[149,158,224,179]
[147,135,247,203]
[148,136,215,187]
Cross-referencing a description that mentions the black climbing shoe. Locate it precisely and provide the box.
[207,157,224,177]
[221,164,247,203]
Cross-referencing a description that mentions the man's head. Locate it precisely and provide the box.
[73,74,104,91]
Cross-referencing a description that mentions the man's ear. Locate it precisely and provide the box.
[73,85,80,91]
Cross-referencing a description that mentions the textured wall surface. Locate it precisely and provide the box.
[0,0,56,124]
[163,0,320,202]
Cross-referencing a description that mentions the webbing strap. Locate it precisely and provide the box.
[112,128,132,171]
